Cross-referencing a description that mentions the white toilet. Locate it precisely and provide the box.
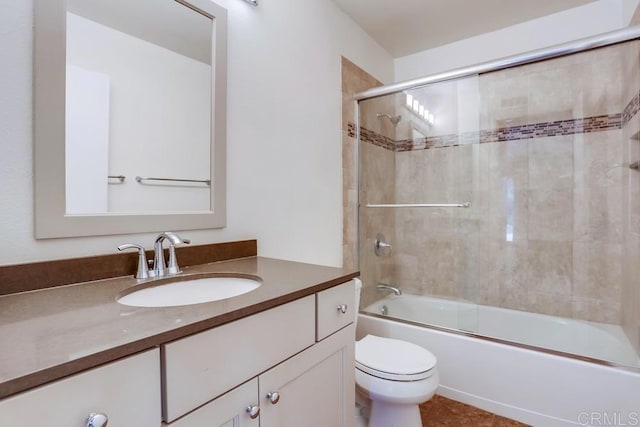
[354,279,439,427]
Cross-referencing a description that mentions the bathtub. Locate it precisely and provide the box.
[358,294,640,426]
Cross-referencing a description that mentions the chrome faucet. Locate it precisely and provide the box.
[376,283,402,296]
[118,232,190,279]
[153,232,190,277]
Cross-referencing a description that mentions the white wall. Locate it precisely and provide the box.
[395,0,626,81]
[0,0,393,266]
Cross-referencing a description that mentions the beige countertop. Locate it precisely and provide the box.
[0,256,358,399]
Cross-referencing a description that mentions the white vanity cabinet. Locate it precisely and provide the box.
[0,349,161,427]
[0,280,355,427]
[163,280,356,427]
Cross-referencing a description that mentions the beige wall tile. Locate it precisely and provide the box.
[486,140,529,242]
[622,234,640,353]
[569,48,622,118]
[528,136,573,190]
[528,188,574,241]
[572,296,621,324]
[479,67,529,130]
[572,241,622,322]
[628,138,640,235]
[573,131,624,243]
[524,292,573,317]
[526,240,572,296]
[527,66,575,123]
[620,41,639,108]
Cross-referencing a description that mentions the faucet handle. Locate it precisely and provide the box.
[167,236,190,275]
[117,244,150,279]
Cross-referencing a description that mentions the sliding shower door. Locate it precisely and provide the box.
[356,39,640,368]
[357,75,482,334]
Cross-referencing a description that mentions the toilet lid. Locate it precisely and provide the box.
[355,335,437,381]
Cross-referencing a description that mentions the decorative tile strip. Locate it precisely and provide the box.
[479,114,622,145]
[347,122,396,151]
[623,90,640,125]
[349,112,623,153]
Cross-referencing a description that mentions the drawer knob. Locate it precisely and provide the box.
[337,304,348,314]
[86,413,108,427]
[267,391,280,404]
[246,405,260,419]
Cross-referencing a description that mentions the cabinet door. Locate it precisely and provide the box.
[0,349,160,427]
[259,324,355,427]
[163,295,315,422]
[166,379,259,427]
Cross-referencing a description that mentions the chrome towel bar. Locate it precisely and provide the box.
[366,202,470,208]
[135,176,211,185]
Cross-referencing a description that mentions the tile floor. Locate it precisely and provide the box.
[419,395,529,426]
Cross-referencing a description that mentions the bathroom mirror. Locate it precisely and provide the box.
[34,0,227,238]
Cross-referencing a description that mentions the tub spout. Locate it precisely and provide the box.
[376,283,402,296]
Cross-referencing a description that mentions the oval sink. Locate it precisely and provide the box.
[117,276,261,307]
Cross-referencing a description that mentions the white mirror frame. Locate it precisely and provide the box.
[34,0,227,238]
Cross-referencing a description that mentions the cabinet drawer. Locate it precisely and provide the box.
[165,378,259,427]
[0,349,161,427]
[162,295,315,422]
[316,280,355,341]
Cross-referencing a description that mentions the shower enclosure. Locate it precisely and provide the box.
[355,30,640,369]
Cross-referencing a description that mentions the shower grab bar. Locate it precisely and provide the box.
[108,175,126,182]
[366,202,470,208]
[135,176,211,186]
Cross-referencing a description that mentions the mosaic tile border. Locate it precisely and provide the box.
[350,113,624,153]
[351,83,640,151]
[623,89,640,124]
[348,124,395,151]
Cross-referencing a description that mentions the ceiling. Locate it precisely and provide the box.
[332,0,599,57]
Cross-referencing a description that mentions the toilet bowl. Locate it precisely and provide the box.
[354,279,439,427]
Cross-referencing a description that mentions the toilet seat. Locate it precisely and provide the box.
[355,335,437,381]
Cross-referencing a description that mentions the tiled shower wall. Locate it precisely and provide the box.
[622,41,640,354]
[350,41,640,342]
[341,58,397,308]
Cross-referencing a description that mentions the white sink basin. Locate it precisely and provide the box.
[117,276,261,307]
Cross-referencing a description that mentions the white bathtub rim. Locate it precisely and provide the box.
[360,310,640,373]
[362,295,640,370]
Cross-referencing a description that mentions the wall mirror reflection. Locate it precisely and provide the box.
[34,0,227,238]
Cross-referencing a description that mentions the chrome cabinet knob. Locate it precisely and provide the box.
[86,413,108,427]
[246,405,260,419]
[337,304,348,314]
[267,391,280,404]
